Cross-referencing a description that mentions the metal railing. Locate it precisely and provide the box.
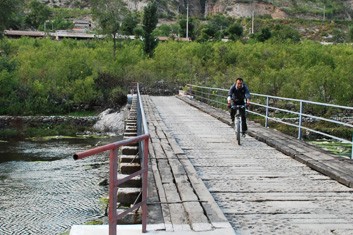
[185,84,353,159]
[73,83,149,234]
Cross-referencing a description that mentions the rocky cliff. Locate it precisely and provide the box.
[38,0,353,20]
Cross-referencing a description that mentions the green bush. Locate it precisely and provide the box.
[1,36,352,115]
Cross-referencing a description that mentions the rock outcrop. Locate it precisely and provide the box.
[37,0,353,20]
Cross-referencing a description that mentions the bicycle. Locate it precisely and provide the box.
[231,104,246,145]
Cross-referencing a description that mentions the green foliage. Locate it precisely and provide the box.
[0,37,132,115]
[256,28,272,42]
[154,24,181,37]
[51,7,91,19]
[349,27,353,42]
[0,0,24,36]
[25,0,52,29]
[91,0,128,35]
[1,34,352,115]
[91,0,128,59]
[121,12,140,35]
[143,1,158,57]
[279,26,300,42]
[228,23,243,40]
[179,18,195,39]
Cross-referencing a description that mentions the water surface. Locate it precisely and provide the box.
[0,136,121,235]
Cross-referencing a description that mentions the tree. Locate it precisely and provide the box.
[349,27,353,42]
[179,18,195,39]
[142,1,158,58]
[0,0,23,38]
[91,0,128,60]
[121,12,140,35]
[25,0,52,29]
[228,23,243,40]
[271,25,300,43]
[256,27,272,42]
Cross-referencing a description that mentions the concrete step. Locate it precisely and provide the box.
[125,126,137,133]
[118,174,141,188]
[123,134,139,139]
[117,187,141,206]
[116,207,142,224]
[125,122,137,126]
[122,138,139,147]
[122,146,138,155]
[120,162,141,174]
[120,155,140,163]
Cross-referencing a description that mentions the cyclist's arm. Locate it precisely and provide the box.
[227,85,235,105]
[244,85,251,105]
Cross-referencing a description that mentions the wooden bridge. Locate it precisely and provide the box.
[142,94,353,235]
[71,94,353,235]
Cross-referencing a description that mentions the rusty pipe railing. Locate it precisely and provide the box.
[73,83,150,234]
[73,135,149,234]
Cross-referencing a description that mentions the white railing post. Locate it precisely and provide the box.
[265,96,269,128]
[298,101,303,140]
[351,133,353,160]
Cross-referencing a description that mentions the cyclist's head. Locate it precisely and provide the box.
[235,77,243,89]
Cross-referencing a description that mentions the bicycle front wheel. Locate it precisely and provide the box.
[235,119,241,145]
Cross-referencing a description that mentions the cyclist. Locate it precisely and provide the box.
[227,77,251,135]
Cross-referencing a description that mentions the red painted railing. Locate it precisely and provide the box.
[73,134,150,234]
[74,83,149,234]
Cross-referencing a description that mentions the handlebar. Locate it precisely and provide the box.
[231,104,248,110]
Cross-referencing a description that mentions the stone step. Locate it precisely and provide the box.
[121,146,138,155]
[125,127,137,133]
[122,137,139,147]
[117,174,141,188]
[120,155,140,163]
[117,187,141,206]
[116,208,141,224]
[125,122,136,126]
[120,162,141,174]
[125,122,136,128]
[123,132,137,137]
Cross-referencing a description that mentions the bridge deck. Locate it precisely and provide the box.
[144,95,353,235]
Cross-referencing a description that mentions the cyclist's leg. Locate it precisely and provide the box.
[230,108,235,123]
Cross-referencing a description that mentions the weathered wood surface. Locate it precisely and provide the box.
[145,95,353,235]
[144,95,234,234]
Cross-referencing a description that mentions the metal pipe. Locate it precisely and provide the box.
[265,96,269,128]
[73,83,150,234]
[186,84,353,156]
[298,101,303,140]
[142,138,149,233]
[109,148,118,235]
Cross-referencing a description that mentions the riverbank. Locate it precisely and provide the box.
[0,106,129,140]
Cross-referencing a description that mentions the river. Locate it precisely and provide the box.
[0,136,122,235]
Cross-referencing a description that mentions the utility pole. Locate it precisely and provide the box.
[186,0,189,40]
[250,0,255,34]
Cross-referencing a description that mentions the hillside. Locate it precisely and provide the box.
[38,0,353,20]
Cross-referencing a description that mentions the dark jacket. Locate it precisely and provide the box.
[228,83,251,105]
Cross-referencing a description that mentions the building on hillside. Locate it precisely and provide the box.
[72,19,92,32]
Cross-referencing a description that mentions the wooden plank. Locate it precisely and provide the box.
[157,159,174,184]
[183,202,212,231]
